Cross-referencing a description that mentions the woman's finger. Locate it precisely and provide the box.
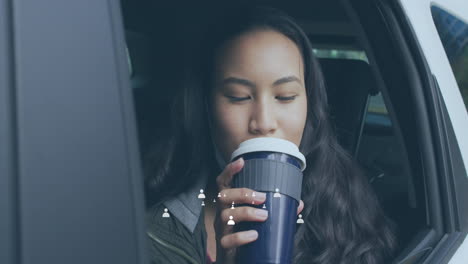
[220,230,258,249]
[216,158,244,190]
[220,206,268,224]
[297,200,304,215]
[218,188,267,206]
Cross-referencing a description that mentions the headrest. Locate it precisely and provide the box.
[319,58,378,96]
[318,58,377,154]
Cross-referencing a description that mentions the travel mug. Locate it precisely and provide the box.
[230,137,306,264]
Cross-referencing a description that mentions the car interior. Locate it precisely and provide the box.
[120,0,427,262]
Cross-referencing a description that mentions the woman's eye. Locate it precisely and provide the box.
[276,95,297,101]
[226,95,250,102]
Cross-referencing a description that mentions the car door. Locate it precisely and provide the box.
[0,1,147,263]
[395,0,468,263]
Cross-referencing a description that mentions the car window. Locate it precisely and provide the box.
[122,1,426,262]
[431,5,468,112]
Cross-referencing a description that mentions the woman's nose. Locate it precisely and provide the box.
[248,100,278,136]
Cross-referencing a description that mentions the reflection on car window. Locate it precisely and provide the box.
[431,5,468,112]
[313,49,368,62]
[366,93,391,127]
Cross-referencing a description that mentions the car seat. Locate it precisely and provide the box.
[319,58,378,156]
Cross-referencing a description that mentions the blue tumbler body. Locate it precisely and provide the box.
[232,152,302,264]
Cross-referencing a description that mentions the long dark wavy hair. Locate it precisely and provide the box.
[144,5,398,264]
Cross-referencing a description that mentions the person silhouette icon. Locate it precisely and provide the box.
[252,192,256,197]
[262,204,267,209]
[218,192,221,198]
[231,201,235,209]
[198,189,206,199]
[227,216,235,226]
[201,201,205,206]
[162,208,170,218]
[223,193,227,197]
[297,214,304,224]
[213,198,216,203]
[274,188,281,198]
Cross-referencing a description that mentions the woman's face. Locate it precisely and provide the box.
[211,30,308,162]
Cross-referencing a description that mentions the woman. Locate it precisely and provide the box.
[144,5,397,264]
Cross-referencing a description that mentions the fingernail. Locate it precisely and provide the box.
[255,209,268,218]
[243,230,258,240]
[254,192,266,202]
[230,158,242,169]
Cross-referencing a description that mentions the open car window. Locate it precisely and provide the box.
[121,0,468,263]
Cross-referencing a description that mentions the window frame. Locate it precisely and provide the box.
[0,0,18,263]
[346,0,468,262]
[1,1,148,263]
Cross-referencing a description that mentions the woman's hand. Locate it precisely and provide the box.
[214,158,304,264]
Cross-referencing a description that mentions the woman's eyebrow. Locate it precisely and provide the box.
[221,77,256,89]
[273,76,301,86]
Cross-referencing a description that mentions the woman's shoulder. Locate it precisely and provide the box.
[146,202,208,264]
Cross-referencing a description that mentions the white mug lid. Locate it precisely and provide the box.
[230,137,306,171]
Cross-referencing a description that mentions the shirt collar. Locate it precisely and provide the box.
[163,173,207,233]
[163,142,226,234]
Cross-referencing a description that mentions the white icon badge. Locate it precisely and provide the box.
[274,188,281,198]
[227,216,235,226]
[297,214,304,224]
[162,208,170,218]
[198,189,206,199]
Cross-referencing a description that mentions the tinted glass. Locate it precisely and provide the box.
[431,5,468,112]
